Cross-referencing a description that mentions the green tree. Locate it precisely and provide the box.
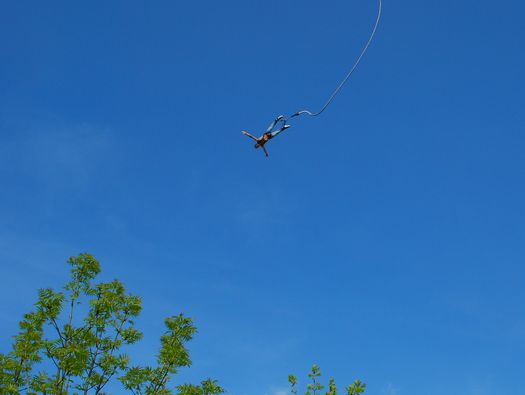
[0,254,224,395]
[288,365,365,395]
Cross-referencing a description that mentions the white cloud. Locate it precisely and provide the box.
[261,387,289,395]
[24,124,113,188]
[383,382,400,395]
[0,113,119,193]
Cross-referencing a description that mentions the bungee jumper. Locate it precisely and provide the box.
[241,0,382,158]
[241,115,291,157]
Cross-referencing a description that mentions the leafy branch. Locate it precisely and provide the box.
[288,365,365,395]
[0,254,222,395]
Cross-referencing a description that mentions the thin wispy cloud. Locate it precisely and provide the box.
[4,121,115,190]
[261,387,289,395]
[383,382,400,395]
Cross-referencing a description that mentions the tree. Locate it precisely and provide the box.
[288,365,366,395]
[0,254,366,395]
[0,254,224,395]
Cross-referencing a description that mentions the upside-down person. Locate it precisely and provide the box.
[241,115,291,157]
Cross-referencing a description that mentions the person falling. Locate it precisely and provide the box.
[241,115,291,157]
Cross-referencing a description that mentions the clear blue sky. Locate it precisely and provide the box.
[1,0,524,394]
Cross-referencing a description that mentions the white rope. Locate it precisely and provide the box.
[287,0,382,121]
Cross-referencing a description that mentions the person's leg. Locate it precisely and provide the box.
[266,115,284,133]
[270,124,291,138]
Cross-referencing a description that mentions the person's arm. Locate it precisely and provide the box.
[262,145,269,157]
[241,131,259,141]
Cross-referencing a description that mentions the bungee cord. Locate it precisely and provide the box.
[242,0,382,157]
[284,0,382,123]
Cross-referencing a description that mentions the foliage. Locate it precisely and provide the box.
[0,254,224,395]
[288,365,365,395]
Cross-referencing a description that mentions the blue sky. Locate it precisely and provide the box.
[1,0,524,394]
